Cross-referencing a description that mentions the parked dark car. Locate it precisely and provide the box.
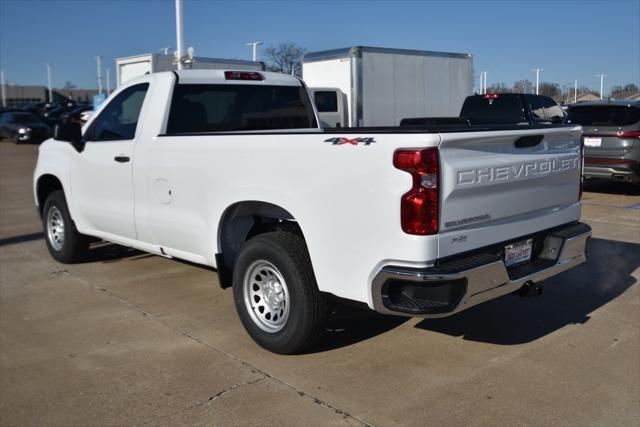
[566,101,640,184]
[401,93,566,126]
[0,111,51,143]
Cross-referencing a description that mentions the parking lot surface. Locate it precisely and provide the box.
[1,141,638,426]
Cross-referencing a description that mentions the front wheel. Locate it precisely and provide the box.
[42,190,90,263]
[232,232,328,354]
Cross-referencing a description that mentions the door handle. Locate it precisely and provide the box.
[114,156,130,163]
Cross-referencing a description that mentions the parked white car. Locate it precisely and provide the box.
[34,70,591,354]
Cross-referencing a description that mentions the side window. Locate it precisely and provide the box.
[314,91,338,113]
[89,83,149,141]
[541,97,565,123]
[527,95,545,121]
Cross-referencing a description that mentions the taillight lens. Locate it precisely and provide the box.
[617,130,640,139]
[393,148,439,235]
[224,71,264,81]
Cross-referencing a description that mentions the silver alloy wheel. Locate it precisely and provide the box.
[243,260,290,333]
[46,205,65,251]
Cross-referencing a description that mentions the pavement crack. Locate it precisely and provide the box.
[196,376,267,407]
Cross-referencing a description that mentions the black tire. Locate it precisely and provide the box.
[42,190,90,263]
[232,231,328,354]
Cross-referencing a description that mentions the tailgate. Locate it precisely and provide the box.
[437,126,582,257]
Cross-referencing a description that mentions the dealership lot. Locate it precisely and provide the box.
[0,141,638,426]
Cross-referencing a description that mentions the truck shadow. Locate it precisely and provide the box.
[584,179,640,196]
[308,306,410,353]
[413,237,638,345]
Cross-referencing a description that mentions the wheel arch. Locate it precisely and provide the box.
[35,174,65,218]
[215,200,305,289]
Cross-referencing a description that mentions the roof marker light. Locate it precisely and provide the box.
[224,71,264,81]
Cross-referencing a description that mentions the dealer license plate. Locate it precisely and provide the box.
[504,239,533,268]
[584,137,601,148]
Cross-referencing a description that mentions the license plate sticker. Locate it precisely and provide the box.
[504,239,533,268]
[584,137,601,148]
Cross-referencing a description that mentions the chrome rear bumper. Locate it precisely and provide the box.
[371,222,591,318]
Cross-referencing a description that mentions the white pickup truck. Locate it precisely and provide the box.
[34,70,591,354]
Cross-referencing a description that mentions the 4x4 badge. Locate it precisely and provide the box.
[324,137,376,146]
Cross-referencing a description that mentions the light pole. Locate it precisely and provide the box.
[482,71,488,94]
[175,0,185,70]
[596,74,606,100]
[246,42,263,61]
[0,70,6,107]
[531,68,543,95]
[46,63,53,103]
[106,68,111,94]
[574,79,578,103]
[95,56,103,96]
[479,72,483,94]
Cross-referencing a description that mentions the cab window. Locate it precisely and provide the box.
[87,83,149,141]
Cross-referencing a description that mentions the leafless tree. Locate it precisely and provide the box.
[486,82,511,93]
[513,79,534,94]
[264,42,306,76]
[538,82,561,99]
[610,83,639,99]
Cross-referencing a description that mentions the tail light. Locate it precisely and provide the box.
[224,71,264,81]
[616,130,640,139]
[393,148,439,235]
[483,93,499,100]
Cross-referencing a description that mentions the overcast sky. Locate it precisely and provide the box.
[1,0,638,94]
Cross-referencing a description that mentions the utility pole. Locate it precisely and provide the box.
[481,71,487,94]
[574,79,577,103]
[531,68,543,95]
[0,70,6,107]
[106,68,111,94]
[596,74,606,100]
[175,0,185,70]
[246,42,263,61]
[46,63,53,103]
[95,56,103,96]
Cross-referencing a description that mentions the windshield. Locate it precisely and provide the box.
[11,113,39,123]
[566,105,640,127]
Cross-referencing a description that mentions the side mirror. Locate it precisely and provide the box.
[54,122,85,152]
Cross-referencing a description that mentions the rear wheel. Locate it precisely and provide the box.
[43,190,90,263]
[232,232,328,354]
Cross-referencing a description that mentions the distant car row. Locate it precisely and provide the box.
[0,101,93,144]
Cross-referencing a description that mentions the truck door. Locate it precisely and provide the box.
[70,83,149,240]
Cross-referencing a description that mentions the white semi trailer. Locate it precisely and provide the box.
[116,53,264,87]
[302,46,474,127]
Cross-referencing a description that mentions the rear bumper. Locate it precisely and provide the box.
[371,222,591,317]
